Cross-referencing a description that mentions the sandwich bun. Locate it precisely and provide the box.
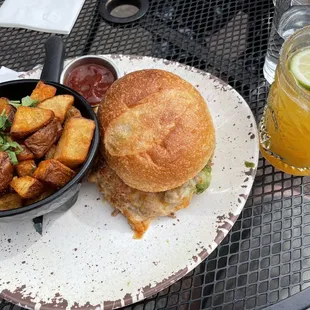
[98,69,215,192]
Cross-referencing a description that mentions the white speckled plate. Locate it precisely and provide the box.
[0,55,259,310]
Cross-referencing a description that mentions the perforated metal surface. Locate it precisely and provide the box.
[1,0,309,309]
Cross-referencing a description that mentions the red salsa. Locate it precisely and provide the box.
[65,63,115,106]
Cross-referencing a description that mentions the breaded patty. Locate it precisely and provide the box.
[89,159,211,238]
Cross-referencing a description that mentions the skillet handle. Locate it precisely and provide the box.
[40,36,65,83]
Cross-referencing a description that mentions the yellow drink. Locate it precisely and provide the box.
[259,26,310,175]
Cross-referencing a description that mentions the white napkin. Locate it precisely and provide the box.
[0,66,24,82]
[0,0,86,35]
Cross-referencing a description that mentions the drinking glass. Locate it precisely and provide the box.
[263,0,310,84]
[260,26,310,175]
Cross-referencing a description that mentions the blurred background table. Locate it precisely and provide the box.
[1,0,309,309]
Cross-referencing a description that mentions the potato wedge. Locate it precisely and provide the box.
[33,159,75,188]
[0,152,14,192]
[66,106,81,119]
[25,187,55,205]
[0,97,15,124]
[25,118,62,158]
[0,193,22,211]
[54,117,95,168]
[10,176,44,199]
[17,144,35,161]
[45,145,57,159]
[16,160,36,177]
[31,81,57,102]
[38,95,74,123]
[11,106,54,139]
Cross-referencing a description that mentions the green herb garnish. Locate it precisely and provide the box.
[0,110,23,165]
[244,161,255,168]
[196,165,212,194]
[8,96,39,108]
[21,96,39,107]
[30,164,36,175]
[0,111,11,131]
[6,150,18,165]
[0,134,23,165]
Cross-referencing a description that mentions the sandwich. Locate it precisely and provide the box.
[89,69,215,238]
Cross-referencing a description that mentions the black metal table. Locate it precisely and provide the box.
[1,0,309,309]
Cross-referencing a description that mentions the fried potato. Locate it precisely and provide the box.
[0,152,14,192]
[54,117,95,168]
[0,97,15,124]
[10,176,44,199]
[31,81,57,102]
[33,159,75,188]
[0,193,22,211]
[38,95,74,123]
[16,160,36,177]
[66,106,81,119]
[45,144,57,159]
[25,118,62,158]
[17,144,35,161]
[11,106,54,139]
[25,187,55,205]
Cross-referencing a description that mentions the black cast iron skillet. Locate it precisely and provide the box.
[0,36,100,222]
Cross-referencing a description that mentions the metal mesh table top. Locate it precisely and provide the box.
[1,0,309,309]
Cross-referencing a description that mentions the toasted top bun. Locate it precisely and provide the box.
[98,69,215,192]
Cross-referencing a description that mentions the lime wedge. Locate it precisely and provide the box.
[290,48,310,90]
